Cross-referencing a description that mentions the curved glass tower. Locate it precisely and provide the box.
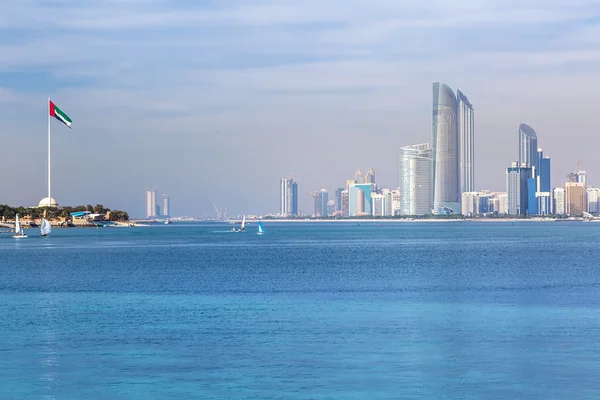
[518,123,538,171]
[432,82,459,214]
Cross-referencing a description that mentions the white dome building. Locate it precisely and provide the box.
[38,197,59,208]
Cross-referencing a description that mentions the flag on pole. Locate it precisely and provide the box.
[49,100,72,128]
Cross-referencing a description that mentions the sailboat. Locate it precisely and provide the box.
[232,215,246,232]
[40,218,52,236]
[12,214,27,238]
[257,220,264,235]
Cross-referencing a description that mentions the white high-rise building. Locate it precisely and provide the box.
[497,193,508,214]
[163,194,170,217]
[146,189,157,218]
[553,187,566,215]
[587,187,600,213]
[461,192,480,216]
[399,143,433,215]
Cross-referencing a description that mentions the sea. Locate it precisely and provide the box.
[1,221,600,399]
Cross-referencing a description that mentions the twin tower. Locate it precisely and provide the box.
[432,83,475,214]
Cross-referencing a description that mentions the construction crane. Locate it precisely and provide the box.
[213,202,223,220]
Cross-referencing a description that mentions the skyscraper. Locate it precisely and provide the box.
[365,168,376,184]
[146,189,157,218]
[335,188,344,212]
[280,176,298,217]
[311,189,328,217]
[566,182,586,215]
[507,163,531,215]
[527,149,551,215]
[162,194,170,218]
[457,90,474,194]
[354,169,364,184]
[399,143,433,215]
[518,123,538,171]
[432,82,459,214]
[553,187,566,215]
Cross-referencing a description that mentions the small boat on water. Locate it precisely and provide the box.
[164,218,171,225]
[12,214,27,239]
[257,220,264,235]
[232,215,246,232]
[40,218,51,236]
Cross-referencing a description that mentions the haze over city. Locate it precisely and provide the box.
[1,0,600,217]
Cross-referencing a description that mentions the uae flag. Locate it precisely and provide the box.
[49,100,72,128]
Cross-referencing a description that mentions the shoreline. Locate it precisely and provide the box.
[217,218,593,223]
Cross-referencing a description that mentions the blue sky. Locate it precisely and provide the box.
[1,0,600,217]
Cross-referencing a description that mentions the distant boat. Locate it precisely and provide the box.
[257,220,264,235]
[164,218,171,225]
[12,214,27,239]
[40,218,51,236]
[232,215,246,232]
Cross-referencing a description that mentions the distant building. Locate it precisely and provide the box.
[527,149,551,215]
[461,192,480,216]
[146,189,157,218]
[577,170,587,185]
[553,187,566,215]
[507,163,531,215]
[334,188,344,212]
[354,169,364,184]
[365,168,376,184]
[399,143,433,215]
[162,194,170,218]
[327,200,336,216]
[311,189,328,217]
[432,82,460,214]
[518,124,538,171]
[280,176,298,217]
[348,183,374,216]
[391,189,401,216]
[341,190,349,217]
[566,182,586,215]
[587,187,600,214]
[457,89,475,194]
[497,193,508,214]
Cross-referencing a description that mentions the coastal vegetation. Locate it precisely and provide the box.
[0,204,129,222]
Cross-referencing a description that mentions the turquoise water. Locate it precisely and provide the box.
[1,221,600,399]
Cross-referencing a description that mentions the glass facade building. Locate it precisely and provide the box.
[518,124,538,171]
[399,143,433,215]
[507,165,531,215]
[457,90,474,194]
[280,177,298,217]
[432,82,460,214]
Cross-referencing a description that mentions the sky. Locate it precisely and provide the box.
[1,0,600,217]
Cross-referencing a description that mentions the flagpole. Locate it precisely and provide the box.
[48,97,51,208]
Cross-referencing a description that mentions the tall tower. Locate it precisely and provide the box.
[354,169,364,184]
[399,143,433,215]
[163,194,170,218]
[518,123,538,170]
[280,176,298,217]
[146,188,157,218]
[365,168,376,184]
[432,82,459,214]
[457,90,474,194]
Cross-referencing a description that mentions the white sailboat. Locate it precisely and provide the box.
[40,218,52,236]
[232,215,246,232]
[13,214,27,238]
[257,220,264,235]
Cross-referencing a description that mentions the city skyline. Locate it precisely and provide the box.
[1,1,600,217]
